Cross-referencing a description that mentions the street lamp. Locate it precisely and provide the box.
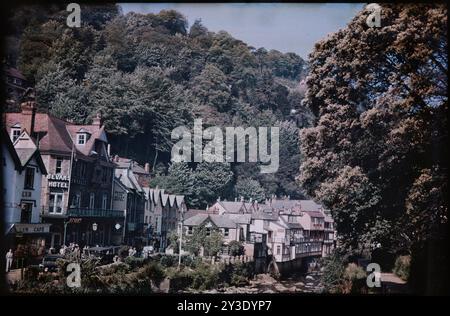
[92,223,98,246]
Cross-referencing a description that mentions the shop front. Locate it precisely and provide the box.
[5,223,52,266]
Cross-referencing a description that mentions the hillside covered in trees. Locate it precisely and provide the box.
[3,4,312,208]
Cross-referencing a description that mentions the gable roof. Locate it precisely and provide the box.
[217,201,247,213]
[5,112,109,161]
[1,129,21,170]
[12,130,46,174]
[183,214,237,229]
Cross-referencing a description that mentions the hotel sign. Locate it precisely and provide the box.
[47,174,69,189]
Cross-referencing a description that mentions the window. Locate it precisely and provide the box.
[77,134,86,145]
[72,193,81,208]
[11,128,21,142]
[21,203,33,224]
[24,167,35,189]
[206,228,211,236]
[77,161,86,178]
[276,245,281,255]
[187,226,193,235]
[49,193,64,214]
[89,193,95,209]
[102,193,108,210]
[55,157,63,174]
[224,228,229,237]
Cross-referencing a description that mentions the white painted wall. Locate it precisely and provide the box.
[2,144,42,224]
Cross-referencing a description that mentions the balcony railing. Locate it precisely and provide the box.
[67,208,124,218]
[268,237,289,244]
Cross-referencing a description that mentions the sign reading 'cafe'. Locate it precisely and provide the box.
[47,173,69,189]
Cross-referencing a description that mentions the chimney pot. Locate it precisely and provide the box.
[93,113,102,126]
[20,100,37,136]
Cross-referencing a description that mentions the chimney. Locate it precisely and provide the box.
[20,100,37,136]
[93,113,101,126]
[217,197,221,202]
[240,196,244,202]
[144,163,150,173]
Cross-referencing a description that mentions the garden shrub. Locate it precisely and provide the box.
[393,255,411,281]
[137,262,166,287]
[190,263,220,290]
[125,256,145,269]
[343,263,367,294]
[228,241,245,256]
[160,254,175,267]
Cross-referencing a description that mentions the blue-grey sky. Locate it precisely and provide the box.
[119,3,365,59]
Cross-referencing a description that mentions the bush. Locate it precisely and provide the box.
[224,262,255,287]
[393,255,411,281]
[320,250,347,293]
[167,268,194,293]
[99,262,130,275]
[190,263,220,290]
[137,262,166,287]
[228,241,245,256]
[124,256,145,269]
[160,255,175,267]
[344,263,366,280]
[181,255,194,267]
[24,266,40,281]
[343,263,367,294]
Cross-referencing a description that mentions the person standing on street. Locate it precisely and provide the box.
[6,249,13,272]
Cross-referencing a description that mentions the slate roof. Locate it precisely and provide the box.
[184,214,237,229]
[148,188,185,208]
[5,112,108,160]
[218,201,246,213]
[114,156,149,175]
[267,199,327,215]
[184,209,207,220]
[251,212,278,221]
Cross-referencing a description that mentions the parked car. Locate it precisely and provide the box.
[39,254,64,272]
[87,246,121,265]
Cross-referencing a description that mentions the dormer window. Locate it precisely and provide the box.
[11,126,21,143]
[76,128,91,146]
[77,133,86,145]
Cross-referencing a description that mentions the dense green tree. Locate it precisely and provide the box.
[234,178,266,202]
[185,224,224,257]
[6,5,308,211]
[299,3,447,293]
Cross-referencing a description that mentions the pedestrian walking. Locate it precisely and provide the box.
[5,249,13,272]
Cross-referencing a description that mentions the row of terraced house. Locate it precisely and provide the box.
[182,198,336,275]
